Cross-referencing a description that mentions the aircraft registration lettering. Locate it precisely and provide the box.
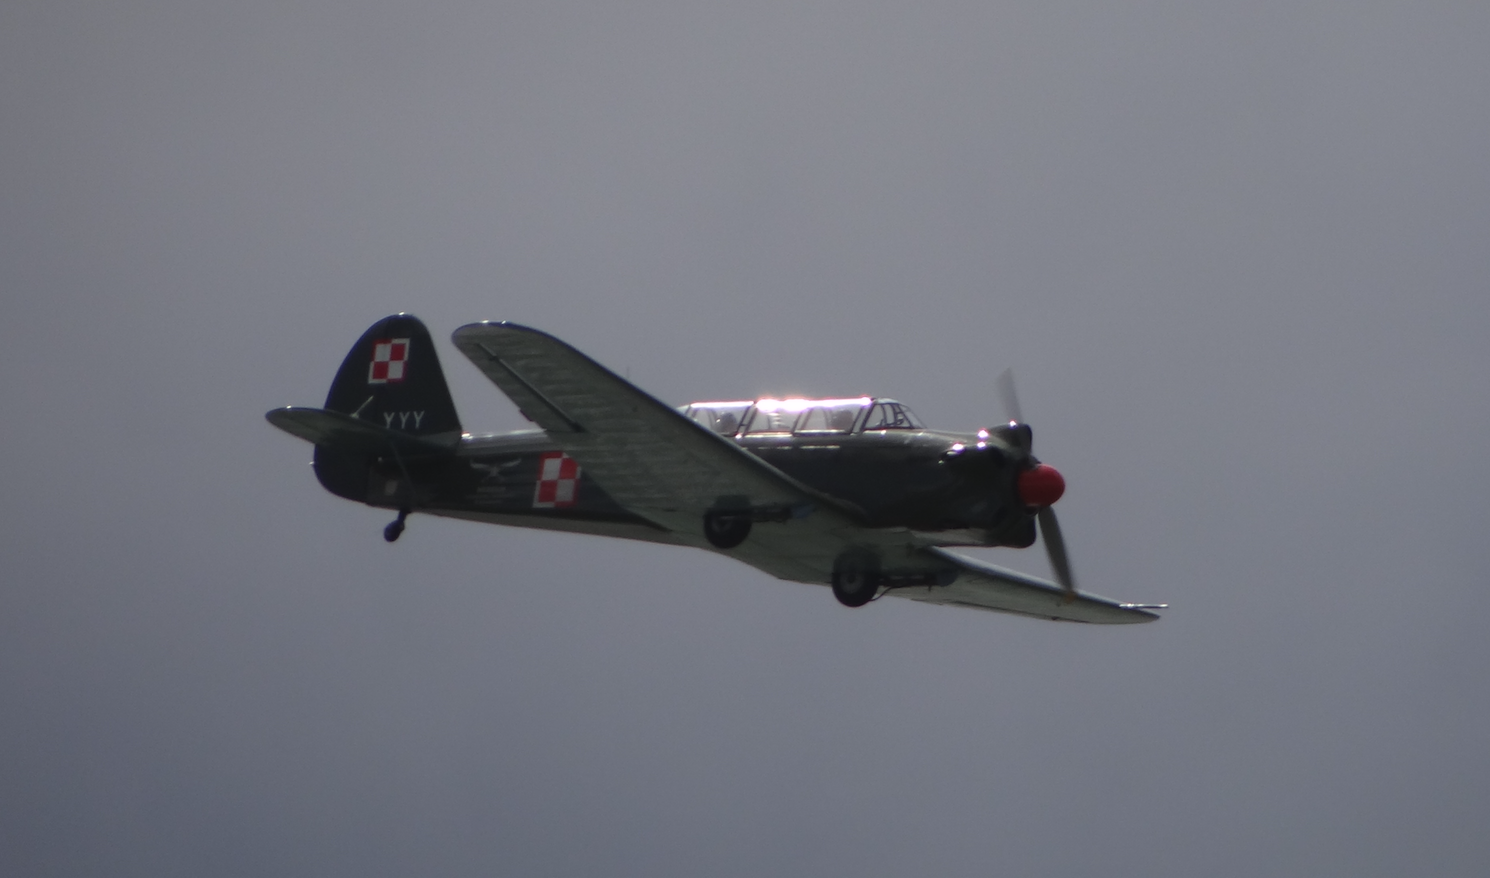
[382,410,426,430]
[368,338,410,384]
[532,451,580,509]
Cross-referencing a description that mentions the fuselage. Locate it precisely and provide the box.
[315,396,1036,550]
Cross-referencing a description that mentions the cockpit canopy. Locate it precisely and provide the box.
[680,397,923,437]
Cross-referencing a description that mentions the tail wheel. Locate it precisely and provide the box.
[383,507,409,543]
[831,556,880,608]
[703,512,752,549]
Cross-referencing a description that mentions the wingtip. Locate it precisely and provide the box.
[452,320,543,337]
[1119,603,1166,623]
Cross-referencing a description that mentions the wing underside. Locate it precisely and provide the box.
[898,548,1160,623]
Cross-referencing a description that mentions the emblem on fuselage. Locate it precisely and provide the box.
[532,451,581,509]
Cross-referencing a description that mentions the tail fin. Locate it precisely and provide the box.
[323,313,462,441]
[268,313,463,504]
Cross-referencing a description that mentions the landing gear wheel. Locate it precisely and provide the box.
[703,512,752,549]
[831,556,880,608]
[384,508,409,543]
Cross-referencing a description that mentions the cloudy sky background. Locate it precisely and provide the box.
[4,2,1488,875]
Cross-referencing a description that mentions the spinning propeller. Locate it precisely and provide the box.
[995,369,1078,600]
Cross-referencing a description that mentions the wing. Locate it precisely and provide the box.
[451,322,1162,624]
[451,322,879,582]
[894,548,1162,624]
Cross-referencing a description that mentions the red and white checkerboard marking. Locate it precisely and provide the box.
[532,452,581,508]
[368,338,410,384]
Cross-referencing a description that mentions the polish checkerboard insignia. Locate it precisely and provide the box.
[532,451,580,508]
[368,338,410,384]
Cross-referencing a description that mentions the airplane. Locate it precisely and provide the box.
[267,314,1164,624]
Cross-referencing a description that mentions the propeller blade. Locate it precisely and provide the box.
[1036,506,1077,597]
[994,368,1024,425]
[1001,370,1075,598]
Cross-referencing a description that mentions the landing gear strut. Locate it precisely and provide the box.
[384,507,409,543]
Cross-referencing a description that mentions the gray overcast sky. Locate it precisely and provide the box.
[3,2,1488,876]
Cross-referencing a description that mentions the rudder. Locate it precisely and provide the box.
[312,313,462,502]
[323,313,463,440]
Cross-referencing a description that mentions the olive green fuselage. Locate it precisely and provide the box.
[313,426,1036,548]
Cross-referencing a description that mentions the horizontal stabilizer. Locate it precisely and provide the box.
[266,407,458,457]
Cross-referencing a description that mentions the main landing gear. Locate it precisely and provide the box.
[703,511,752,549]
[383,507,410,543]
[831,554,881,608]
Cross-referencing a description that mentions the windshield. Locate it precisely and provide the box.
[861,401,923,430]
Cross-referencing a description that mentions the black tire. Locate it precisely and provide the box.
[703,512,752,549]
[831,557,880,607]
